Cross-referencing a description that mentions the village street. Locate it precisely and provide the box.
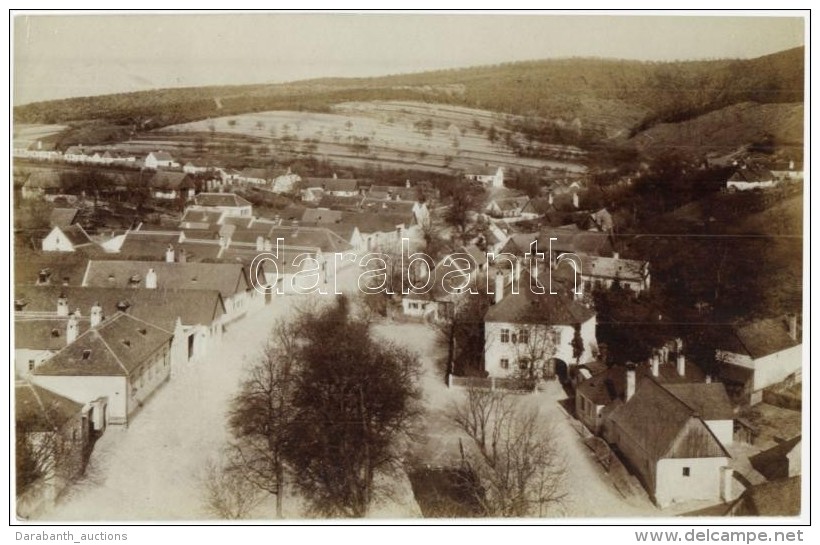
[44,297,301,521]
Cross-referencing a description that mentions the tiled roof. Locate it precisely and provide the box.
[730,476,800,516]
[303,178,359,192]
[316,194,364,210]
[34,313,173,377]
[501,228,614,257]
[180,208,225,225]
[14,253,91,286]
[15,381,84,432]
[720,316,800,359]
[606,378,729,461]
[147,151,174,161]
[83,260,249,299]
[489,196,530,212]
[149,171,193,190]
[220,216,255,229]
[118,232,182,259]
[749,436,801,481]
[15,316,90,351]
[663,383,734,421]
[194,193,252,208]
[57,225,94,247]
[360,198,416,215]
[368,185,420,202]
[49,208,79,228]
[484,271,595,326]
[728,167,776,184]
[239,168,270,180]
[15,284,225,332]
[576,360,708,406]
[301,208,344,225]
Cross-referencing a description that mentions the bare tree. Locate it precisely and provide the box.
[451,389,566,517]
[200,453,264,519]
[226,319,301,518]
[511,324,559,381]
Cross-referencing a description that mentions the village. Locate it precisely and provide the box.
[11,130,804,521]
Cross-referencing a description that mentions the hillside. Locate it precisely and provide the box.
[14,47,804,150]
[629,102,804,157]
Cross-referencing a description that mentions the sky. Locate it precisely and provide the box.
[13,13,806,105]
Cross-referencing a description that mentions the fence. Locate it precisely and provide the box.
[447,374,536,393]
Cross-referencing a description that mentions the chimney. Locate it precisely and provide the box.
[256,236,264,252]
[720,466,734,503]
[146,268,158,289]
[90,302,103,327]
[405,179,411,188]
[787,313,798,341]
[57,293,69,316]
[219,235,227,249]
[494,271,504,304]
[178,248,187,263]
[548,192,554,206]
[572,192,579,209]
[264,238,272,252]
[67,312,79,345]
[676,354,686,377]
[613,251,619,260]
[651,354,659,377]
[789,159,795,170]
[625,363,636,402]
[705,375,712,384]
[165,244,175,263]
[332,172,338,179]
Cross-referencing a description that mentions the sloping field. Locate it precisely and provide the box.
[12,123,67,149]
[154,101,587,175]
[630,102,804,157]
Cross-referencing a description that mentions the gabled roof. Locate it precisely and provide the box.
[15,316,90,351]
[575,255,648,282]
[316,194,363,210]
[301,208,344,225]
[49,208,79,228]
[606,378,730,461]
[663,383,734,421]
[118,231,182,259]
[719,316,800,359]
[220,216,254,229]
[729,476,800,516]
[484,270,595,326]
[15,285,225,332]
[83,260,249,299]
[147,151,174,161]
[14,253,91,286]
[149,171,193,190]
[303,178,359,192]
[749,436,801,481]
[728,167,776,184]
[361,198,416,216]
[577,361,708,407]
[180,208,225,225]
[194,193,252,208]
[52,225,94,248]
[16,382,84,432]
[488,196,530,212]
[368,185,420,202]
[264,225,353,254]
[34,313,173,377]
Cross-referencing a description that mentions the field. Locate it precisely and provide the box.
[12,123,67,149]
[126,101,587,175]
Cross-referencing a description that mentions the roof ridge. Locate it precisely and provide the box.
[94,327,130,375]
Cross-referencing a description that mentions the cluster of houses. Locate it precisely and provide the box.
[15,150,803,517]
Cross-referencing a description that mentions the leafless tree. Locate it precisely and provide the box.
[511,324,559,381]
[200,453,264,519]
[226,319,301,518]
[451,388,566,517]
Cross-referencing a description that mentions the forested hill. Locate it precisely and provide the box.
[15,47,803,143]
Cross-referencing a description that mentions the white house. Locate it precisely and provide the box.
[466,167,504,188]
[191,193,253,217]
[31,313,173,426]
[483,267,597,380]
[726,166,777,192]
[553,254,651,295]
[603,378,732,508]
[42,225,94,253]
[715,315,802,405]
[144,151,177,169]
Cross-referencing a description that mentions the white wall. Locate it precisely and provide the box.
[704,419,734,449]
[655,456,729,507]
[32,375,127,425]
[42,228,75,252]
[751,344,802,392]
[15,349,55,378]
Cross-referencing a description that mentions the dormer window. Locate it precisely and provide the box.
[14,299,27,311]
[51,329,60,338]
[137,328,147,336]
[122,339,132,348]
[129,274,141,286]
[108,274,115,282]
[82,349,91,360]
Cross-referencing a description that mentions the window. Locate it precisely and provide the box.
[519,359,529,371]
[500,358,509,370]
[682,467,690,477]
[518,329,529,344]
[500,328,510,343]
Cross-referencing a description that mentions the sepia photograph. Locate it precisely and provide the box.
[10,10,807,526]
